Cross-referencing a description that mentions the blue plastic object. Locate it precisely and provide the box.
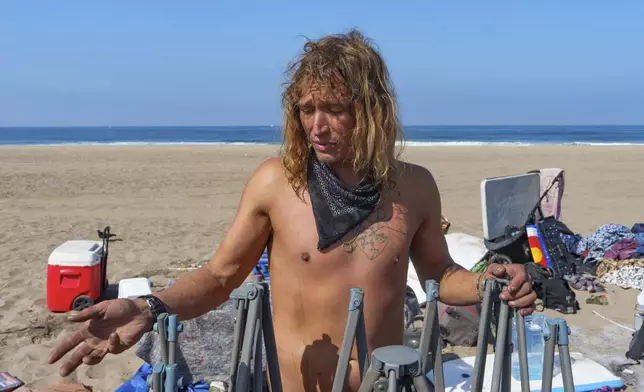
[116,363,210,392]
[252,251,270,279]
[511,314,559,381]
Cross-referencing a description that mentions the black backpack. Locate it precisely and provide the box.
[524,262,580,314]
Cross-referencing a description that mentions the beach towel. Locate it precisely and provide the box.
[535,168,565,221]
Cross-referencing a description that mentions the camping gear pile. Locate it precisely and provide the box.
[472,169,583,316]
[137,277,577,392]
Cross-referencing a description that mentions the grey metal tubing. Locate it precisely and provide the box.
[157,313,169,364]
[388,370,397,392]
[501,308,512,392]
[515,311,530,392]
[419,280,440,375]
[356,309,370,379]
[541,320,557,392]
[432,336,444,392]
[236,286,262,392]
[471,279,495,392]
[167,315,179,366]
[252,303,264,392]
[260,282,283,392]
[412,374,433,392]
[554,319,575,392]
[230,300,247,391]
[151,363,163,392]
[490,298,511,392]
[332,288,366,392]
[357,367,381,392]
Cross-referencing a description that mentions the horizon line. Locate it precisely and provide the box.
[2,124,644,129]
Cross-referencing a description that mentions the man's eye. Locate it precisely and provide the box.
[329,105,345,113]
[300,107,314,115]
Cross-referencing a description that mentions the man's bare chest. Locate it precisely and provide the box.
[268,192,418,272]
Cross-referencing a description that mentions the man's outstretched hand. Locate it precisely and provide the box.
[484,263,537,316]
[47,298,153,377]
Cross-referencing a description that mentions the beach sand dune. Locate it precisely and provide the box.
[0,145,643,390]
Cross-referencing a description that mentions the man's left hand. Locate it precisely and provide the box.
[484,263,537,316]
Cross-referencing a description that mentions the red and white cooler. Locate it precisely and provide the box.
[47,240,105,312]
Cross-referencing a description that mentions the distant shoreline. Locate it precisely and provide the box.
[1,141,643,147]
[2,125,643,146]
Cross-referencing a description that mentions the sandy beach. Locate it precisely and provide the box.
[1,144,643,391]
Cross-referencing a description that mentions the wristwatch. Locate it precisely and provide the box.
[138,294,167,326]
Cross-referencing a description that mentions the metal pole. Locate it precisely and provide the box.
[332,288,366,392]
[554,319,575,392]
[236,285,261,392]
[356,310,370,379]
[252,303,264,392]
[388,370,398,392]
[490,298,510,392]
[515,311,530,392]
[541,320,557,392]
[432,335,444,392]
[164,315,180,392]
[156,313,169,364]
[230,299,247,391]
[501,308,512,392]
[151,363,163,392]
[260,282,283,392]
[357,367,381,392]
[471,279,494,392]
[419,280,440,374]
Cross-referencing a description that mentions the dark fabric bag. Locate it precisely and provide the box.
[437,302,482,347]
[484,226,532,264]
[524,262,580,314]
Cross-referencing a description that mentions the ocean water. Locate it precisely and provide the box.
[0,125,643,146]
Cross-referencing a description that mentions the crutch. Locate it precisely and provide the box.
[146,313,185,392]
[229,280,282,392]
[541,318,575,392]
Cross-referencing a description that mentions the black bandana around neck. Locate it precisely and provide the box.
[307,148,381,250]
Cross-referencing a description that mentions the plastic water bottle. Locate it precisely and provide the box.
[511,314,558,381]
[634,291,644,330]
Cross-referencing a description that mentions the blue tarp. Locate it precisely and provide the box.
[115,363,210,392]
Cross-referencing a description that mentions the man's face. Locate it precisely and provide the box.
[298,83,356,166]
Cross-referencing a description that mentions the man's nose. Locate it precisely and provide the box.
[311,111,330,135]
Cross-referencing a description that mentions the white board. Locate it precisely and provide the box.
[427,352,625,392]
[480,172,541,240]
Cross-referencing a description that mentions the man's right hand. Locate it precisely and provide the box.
[47,298,153,376]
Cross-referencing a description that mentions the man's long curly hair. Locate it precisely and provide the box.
[280,29,404,197]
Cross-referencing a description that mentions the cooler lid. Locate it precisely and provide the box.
[48,240,104,267]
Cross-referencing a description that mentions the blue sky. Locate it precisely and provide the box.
[1,1,643,126]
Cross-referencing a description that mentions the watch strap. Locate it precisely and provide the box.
[139,294,167,322]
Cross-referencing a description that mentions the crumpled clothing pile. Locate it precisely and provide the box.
[575,224,635,261]
[600,264,644,290]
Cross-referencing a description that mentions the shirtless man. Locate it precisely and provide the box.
[48,30,537,392]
